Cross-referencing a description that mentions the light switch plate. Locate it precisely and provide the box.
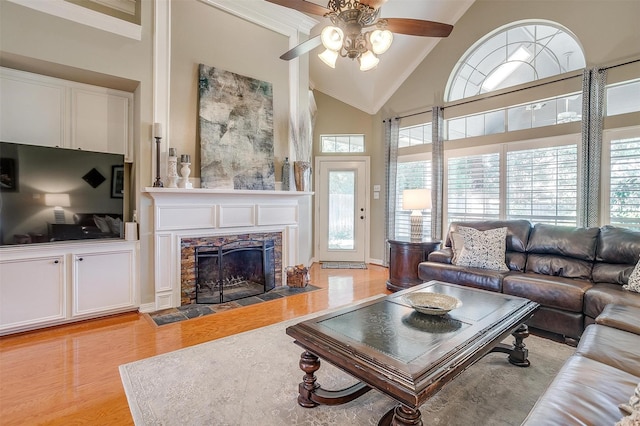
[373,184,381,192]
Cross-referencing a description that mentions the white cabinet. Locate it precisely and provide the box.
[0,69,67,147]
[72,248,136,317]
[0,240,138,335]
[0,255,66,331]
[71,87,133,160]
[0,67,133,161]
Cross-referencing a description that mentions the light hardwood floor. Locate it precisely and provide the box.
[0,263,390,425]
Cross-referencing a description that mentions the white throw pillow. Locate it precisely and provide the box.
[620,381,640,415]
[623,258,640,293]
[93,215,111,233]
[452,226,509,272]
[105,216,123,235]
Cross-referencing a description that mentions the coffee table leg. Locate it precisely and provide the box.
[298,351,321,407]
[379,404,423,426]
[490,323,531,367]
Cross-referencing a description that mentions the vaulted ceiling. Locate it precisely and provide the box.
[295,0,476,114]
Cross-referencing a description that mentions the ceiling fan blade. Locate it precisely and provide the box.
[385,18,453,38]
[280,35,322,60]
[265,0,330,16]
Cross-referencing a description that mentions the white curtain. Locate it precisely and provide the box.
[384,118,399,266]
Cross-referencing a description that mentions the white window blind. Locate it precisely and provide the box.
[609,136,640,229]
[447,153,500,223]
[395,160,432,239]
[507,145,578,226]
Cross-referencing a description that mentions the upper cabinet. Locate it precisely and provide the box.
[0,67,134,162]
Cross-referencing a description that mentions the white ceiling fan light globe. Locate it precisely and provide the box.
[318,48,339,68]
[359,50,379,71]
[370,29,393,55]
[320,26,344,51]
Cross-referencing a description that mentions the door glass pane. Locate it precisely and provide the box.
[328,170,355,250]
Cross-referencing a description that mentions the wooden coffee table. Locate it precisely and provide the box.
[286,281,540,425]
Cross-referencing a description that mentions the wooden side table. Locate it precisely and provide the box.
[386,239,441,292]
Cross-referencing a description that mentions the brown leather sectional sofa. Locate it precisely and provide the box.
[417,220,640,342]
[522,304,640,425]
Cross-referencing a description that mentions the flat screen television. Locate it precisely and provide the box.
[0,141,125,246]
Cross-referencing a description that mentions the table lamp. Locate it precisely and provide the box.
[44,193,71,223]
[402,189,431,242]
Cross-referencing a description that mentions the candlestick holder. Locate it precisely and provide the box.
[167,148,178,188]
[153,136,164,187]
[180,161,193,189]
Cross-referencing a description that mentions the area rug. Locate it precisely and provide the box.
[120,299,574,425]
[321,261,368,269]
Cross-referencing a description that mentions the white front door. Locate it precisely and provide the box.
[315,157,369,262]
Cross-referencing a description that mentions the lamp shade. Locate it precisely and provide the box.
[370,29,393,55]
[359,50,379,71]
[44,193,71,207]
[320,26,344,51]
[402,189,431,211]
[318,48,339,68]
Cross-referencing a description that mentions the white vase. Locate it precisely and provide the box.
[180,162,192,189]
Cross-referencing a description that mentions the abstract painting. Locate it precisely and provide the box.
[198,64,275,190]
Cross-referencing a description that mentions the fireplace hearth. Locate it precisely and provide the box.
[195,239,275,304]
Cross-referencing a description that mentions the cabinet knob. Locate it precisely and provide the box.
[77,257,84,261]
[54,260,59,264]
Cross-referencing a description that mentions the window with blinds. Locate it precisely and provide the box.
[395,160,432,239]
[507,145,578,226]
[609,136,640,229]
[447,153,500,223]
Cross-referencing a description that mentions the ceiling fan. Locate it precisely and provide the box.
[265,0,454,71]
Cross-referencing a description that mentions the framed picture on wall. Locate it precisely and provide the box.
[111,165,124,198]
[0,157,18,192]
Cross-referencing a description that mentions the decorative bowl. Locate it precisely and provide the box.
[404,292,463,316]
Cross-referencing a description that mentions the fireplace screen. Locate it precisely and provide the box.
[195,239,275,304]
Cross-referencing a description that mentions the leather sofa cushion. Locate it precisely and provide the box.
[427,248,453,264]
[417,262,505,292]
[526,306,584,339]
[596,225,640,264]
[503,273,592,312]
[576,324,640,376]
[521,355,639,426]
[527,223,600,261]
[526,253,593,279]
[592,262,635,285]
[596,304,640,335]
[583,283,640,319]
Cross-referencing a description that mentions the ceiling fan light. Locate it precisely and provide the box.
[359,50,379,71]
[320,26,344,51]
[318,48,339,68]
[370,29,393,55]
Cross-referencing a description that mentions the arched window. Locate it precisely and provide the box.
[446,21,586,102]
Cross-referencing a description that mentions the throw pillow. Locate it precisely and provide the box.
[93,215,111,233]
[615,408,640,426]
[452,226,509,271]
[623,258,640,293]
[105,216,122,235]
[620,382,640,415]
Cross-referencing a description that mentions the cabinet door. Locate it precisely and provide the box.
[0,70,66,147]
[0,256,66,331]
[71,88,131,157]
[72,249,135,317]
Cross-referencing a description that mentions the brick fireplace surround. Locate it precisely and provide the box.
[144,188,313,311]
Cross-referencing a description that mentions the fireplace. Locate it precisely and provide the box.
[195,239,275,304]
[180,232,283,306]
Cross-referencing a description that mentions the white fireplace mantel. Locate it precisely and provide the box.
[144,188,313,310]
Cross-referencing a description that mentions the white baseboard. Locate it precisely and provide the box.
[138,303,157,313]
[368,258,385,266]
